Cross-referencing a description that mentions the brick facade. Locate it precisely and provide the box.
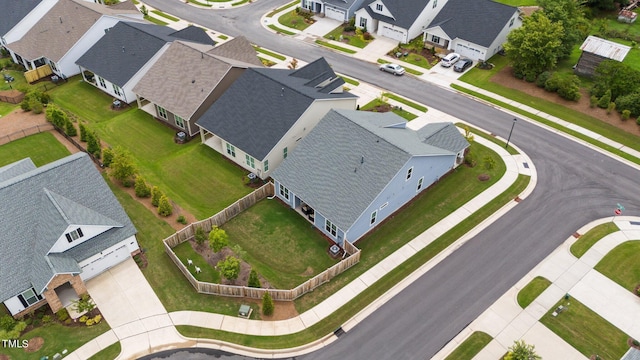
[42,274,88,314]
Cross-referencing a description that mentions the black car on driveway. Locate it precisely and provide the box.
[453,58,473,73]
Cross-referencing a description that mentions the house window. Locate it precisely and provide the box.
[433,0,437,8]
[417,177,424,191]
[360,17,368,28]
[175,115,185,129]
[156,105,168,120]
[264,159,269,172]
[370,210,377,225]
[325,219,337,237]
[406,167,413,180]
[376,3,383,11]
[245,154,255,168]
[19,288,42,307]
[279,184,290,200]
[431,35,440,44]
[509,17,515,27]
[112,83,122,96]
[65,228,84,243]
[226,143,236,157]
[97,76,106,88]
[49,61,58,72]
[283,147,288,159]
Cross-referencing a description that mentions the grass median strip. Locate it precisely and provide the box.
[253,46,286,61]
[517,276,551,308]
[315,40,357,54]
[443,331,493,360]
[88,342,121,360]
[377,59,423,76]
[266,1,299,17]
[595,240,640,293]
[570,222,619,258]
[340,75,360,86]
[268,24,295,36]
[457,123,519,155]
[188,0,213,6]
[150,10,179,22]
[383,92,427,112]
[143,15,168,26]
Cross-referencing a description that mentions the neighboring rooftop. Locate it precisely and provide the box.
[361,0,431,29]
[6,0,139,62]
[579,35,631,62]
[271,109,467,231]
[0,0,41,36]
[77,22,214,87]
[196,58,356,160]
[426,0,518,47]
[133,36,259,120]
[0,153,136,301]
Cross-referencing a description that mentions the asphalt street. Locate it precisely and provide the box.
[140,1,640,358]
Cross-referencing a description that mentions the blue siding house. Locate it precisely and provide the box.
[271,109,469,247]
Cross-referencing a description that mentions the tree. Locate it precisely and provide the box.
[64,118,77,136]
[158,195,173,216]
[86,130,101,158]
[102,147,114,167]
[615,92,640,117]
[217,256,240,282]
[110,147,137,184]
[248,269,261,288]
[505,340,541,360]
[592,60,640,101]
[208,226,229,253]
[134,176,151,198]
[79,123,88,142]
[262,291,274,316]
[584,0,617,11]
[151,186,162,207]
[194,226,206,246]
[537,0,588,59]
[504,12,564,80]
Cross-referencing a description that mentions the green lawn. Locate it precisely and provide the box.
[172,241,221,283]
[143,15,168,26]
[570,222,619,258]
[340,76,360,86]
[315,40,357,54]
[47,77,125,123]
[253,46,286,61]
[0,69,29,91]
[150,10,179,22]
[444,331,493,360]
[457,55,640,157]
[457,123,519,155]
[361,98,418,121]
[266,1,298,17]
[88,341,120,360]
[222,199,338,289]
[0,101,17,116]
[399,52,434,70]
[0,132,70,167]
[517,276,552,308]
[278,10,313,30]
[541,297,629,359]
[383,92,428,112]
[268,24,296,35]
[324,25,372,48]
[595,241,640,293]
[0,322,110,359]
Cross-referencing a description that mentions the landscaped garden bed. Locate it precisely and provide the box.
[324,23,373,48]
[360,96,418,121]
[387,37,440,69]
[278,8,315,31]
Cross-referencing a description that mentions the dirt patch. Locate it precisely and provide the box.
[24,337,44,353]
[0,109,48,134]
[518,6,540,17]
[477,174,490,181]
[490,65,640,137]
[237,297,299,321]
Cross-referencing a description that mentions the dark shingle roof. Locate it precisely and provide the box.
[426,0,518,47]
[361,0,432,29]
[76,22,214,87]
[169,26,215,46]
[0,0,41,36]
[0,153,136,300]
[271,109,468,231]
[196,58,356,160]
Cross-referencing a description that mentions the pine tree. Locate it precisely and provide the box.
[248,269,261,288]
[151,186,162,207]
[158,195,173,216]
[262,292,274,316]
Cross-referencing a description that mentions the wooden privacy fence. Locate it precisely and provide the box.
[24,64,52,83]
[163,183,362,301]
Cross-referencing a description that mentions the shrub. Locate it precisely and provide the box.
[79,123,88,142]
[102,147,114,167]
[64,118,77,136]
[42,315,52,323]
[30,100,43,114]
[93,315,102,324]
[590,95,598,108]
[79,315,88,323]
[544,73,560,92]
[262,292,274,316]
[598,89,612,108]
[556,75,581,101]
[248,269,261,288]
[483,156,496,170]
[12,321,26,333]
[20,99,31,111]
[622,109,631,120]
[363,32,373,40]
[110,147,137,184]
[524,72,536,83]
[151,186,162,207]
[134,176,151,198]
[615,92,640,117]
[56,309,70,322]
[536,71,552,88]
[344,24,356,32]
[208,226,229,253]
[177,215,187,224]
[158,195,173,216]
[348,16,355,27]
[464,152,476,167]
[217,256,240,282]
[85,319,94,326]
[607,102,616,114]
[73,294,95,314]
[194,227,206,246]
[86,130,101,158]
[0,315,15,331]
[140,4,148,15]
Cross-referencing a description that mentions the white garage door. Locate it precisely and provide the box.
[380,25,406,42]
[324,6,345,21]
[455,43,482,60]
[80,246,130,281]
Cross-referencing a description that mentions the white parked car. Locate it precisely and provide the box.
[379,63,406,76]
[440,53,461,68]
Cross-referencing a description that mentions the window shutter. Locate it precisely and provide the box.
[18,294,28,307]
[77,228,83,237]
[65,233,72,243]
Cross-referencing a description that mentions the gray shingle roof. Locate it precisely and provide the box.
[195,57,356,160]
[323,0,362,10]
[133,38,259,120]
[0,158,36,183]
[169,26,216,46]
[426,0,518,47]
[0,0,41,36]
[361,0,432,30]
[0,153,136,301]
[419,122,469,153]
[622,348,640,360]
[271,109,468,231]
[76,22,214,87]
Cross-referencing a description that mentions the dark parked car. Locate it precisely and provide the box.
[453,58,473,73]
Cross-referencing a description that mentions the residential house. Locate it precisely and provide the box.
[0,0,53,48]
[574,35,631,77]
[77,22,215,104]
[4,0,142,79]
[0,153,139,318]
[133,36,262,138]
[354,0,444,43]
[422,0,521,61]
[300,0,368,22]
[196,58,358,180]
[272,109,469,246]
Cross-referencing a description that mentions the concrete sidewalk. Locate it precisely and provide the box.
[434,217,640,360]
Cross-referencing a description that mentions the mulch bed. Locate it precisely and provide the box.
[477,174,490,181]
[24,337,44,353]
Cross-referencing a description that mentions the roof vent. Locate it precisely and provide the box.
[281,87,284,96]
[360,156,364,164]
[191,79,195,84]
[122,46,125,53]
[59,17,63,24]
